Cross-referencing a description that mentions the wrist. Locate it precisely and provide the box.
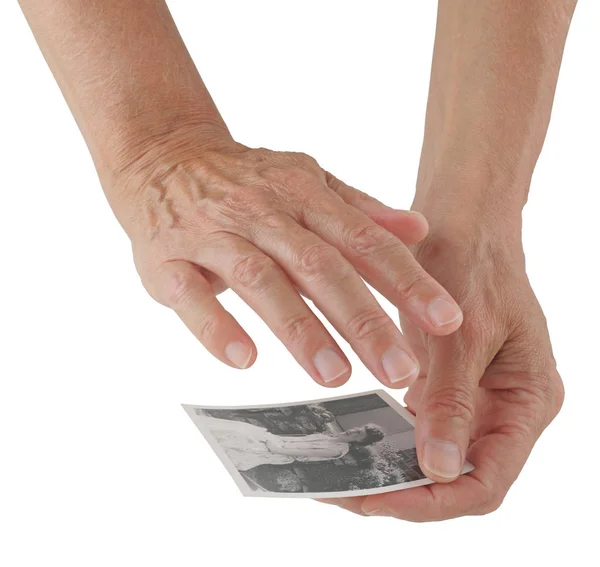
[98,109,233,198]
[413,164,526,246]
[99,110,238,237]
[411,207,526,289]
[94,102,232,187]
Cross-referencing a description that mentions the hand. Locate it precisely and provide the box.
[111,134,463,387]
[321,220,564,520]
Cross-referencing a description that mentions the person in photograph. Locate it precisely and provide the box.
[200,416,385,471]
[17,0,578,520]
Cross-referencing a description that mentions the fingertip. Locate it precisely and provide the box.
[385,369,420,390]
[368,209,429,245]
[244,349,258,369]
[422,470,460,484]
[381,345,420,389]
[425,297,463,335]
[426,316,463,336]
[318,367,352,388]
[361,496,393,517]
[317,496,370,517]
[398,210,429,244]
[313,347,352,387]
[360,496,379,515]
[406,210,429,234]
[420,438,464,483]
[224,341,256,369]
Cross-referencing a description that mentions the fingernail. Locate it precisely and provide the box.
[381,346,419,384]
[423,438,462,479]
[225,342,253,369]
[427,297,462,328]
[363,506,392,517]
[314,348,349,383]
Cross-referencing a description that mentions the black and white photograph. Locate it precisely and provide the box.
[183,390,473,498]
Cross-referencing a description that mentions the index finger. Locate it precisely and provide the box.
[302,199,463,336]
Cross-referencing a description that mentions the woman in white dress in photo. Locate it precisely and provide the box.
[199,415,385,471]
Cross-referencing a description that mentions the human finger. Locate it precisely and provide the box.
[360,427,538,521]
[414,335,491,482]
[324,171,428,245]
[302,198,463,336]
[245,217,421,388]
[198,234,352,386]
[149,260,256,369]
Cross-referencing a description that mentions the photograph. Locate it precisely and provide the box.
[184,390,473,498]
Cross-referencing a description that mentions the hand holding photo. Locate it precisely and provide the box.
[183,390,474,498]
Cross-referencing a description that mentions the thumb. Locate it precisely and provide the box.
[416,336,485,482]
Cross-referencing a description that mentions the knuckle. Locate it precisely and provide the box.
[231,253,277,289]
[346,224,392,256]
[354,189,378,204]
[424,385,476,425]
[255,210,292,231]
[324,170,341,191]
[551,373,565,417]
[394,270,430,302]
[217,188,269,221]
[262,159,320,188]
[434,485,460,515]
[280,314,315,344]
[503,329,565,422]
[533,370,565,425]
[164,267,197,308]
[511,368,565,427]
[346,308,392,341]
[294,244,344,278]
[477,491,505,516]
[196,313,219,341]
[286,151,320,170]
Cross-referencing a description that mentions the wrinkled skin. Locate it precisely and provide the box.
[112,138,463,387]
[320,226,564,521]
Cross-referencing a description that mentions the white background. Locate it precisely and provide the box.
[1,1,598,565]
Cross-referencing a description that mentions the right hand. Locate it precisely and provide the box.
[110,134,463,386]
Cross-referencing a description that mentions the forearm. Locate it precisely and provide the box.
[18,0,229,192]
[414,0,577,232]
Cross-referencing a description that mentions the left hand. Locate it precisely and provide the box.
[320,218,564,520]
